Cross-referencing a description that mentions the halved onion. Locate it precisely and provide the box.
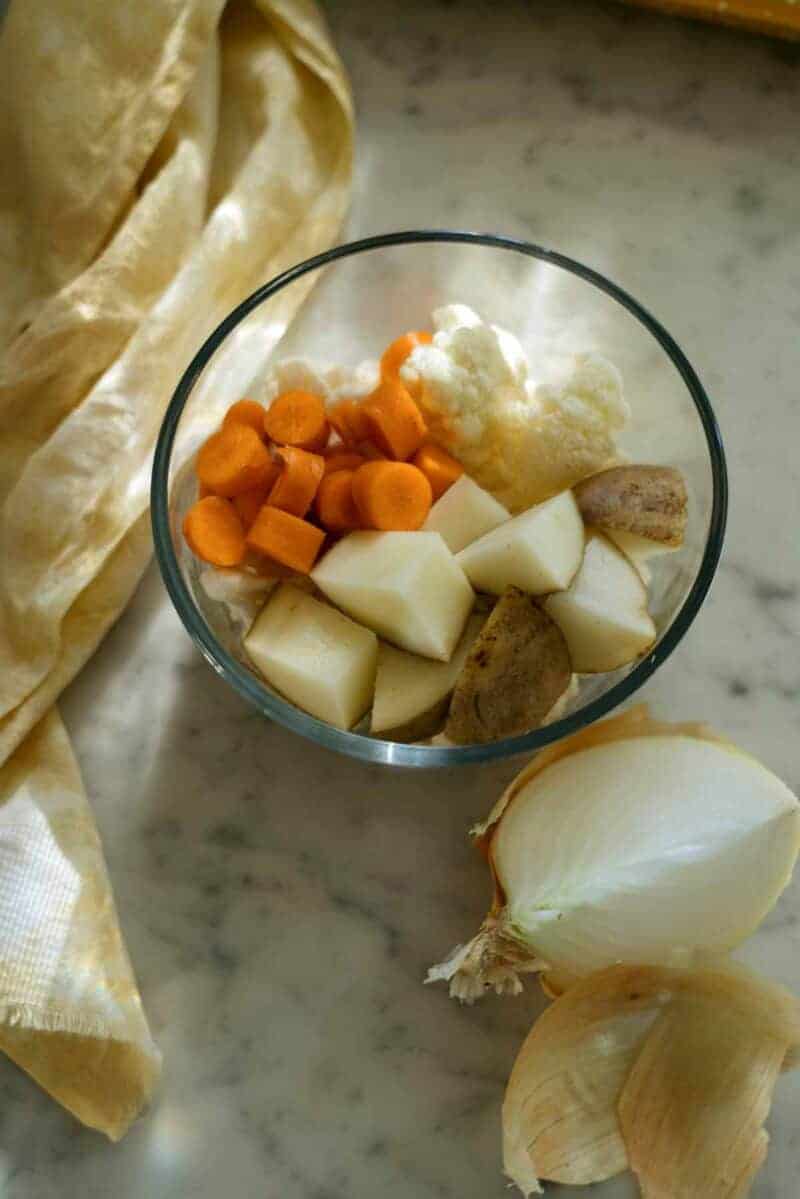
[428,707,800,999]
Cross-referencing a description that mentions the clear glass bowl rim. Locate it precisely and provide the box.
[151,229,728,768]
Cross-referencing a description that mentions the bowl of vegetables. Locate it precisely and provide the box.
[151,231,727,766]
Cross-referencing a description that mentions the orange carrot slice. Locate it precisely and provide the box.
[362,377,428,461]
[183,496,246,567]
[328,399,372,446]
[196,424,274,497]
[233,480,276,530]
[246,506,325,574]
[268,446,325,517]
[222,399,267,436]
[412,442,464,500]
[315,469,362,533]
[380,330,433,384]
[351,460,433,531]
[263,389,329,452]
[323,451,365,475]
[358,440,386,461]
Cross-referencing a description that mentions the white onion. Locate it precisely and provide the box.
[429,713,800,999]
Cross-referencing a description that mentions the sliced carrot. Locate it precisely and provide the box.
[412,442,464,500]
[315,469,362,533]
[380,330,432,398]
[358,440,386,461]
[196,424,274,497]
[323,451,365,475]
[351,460,433,531]
[233,480,276,530]
[246,506,325,574]
[380,330,433,382]
[183,496,246,567]
[327,401,353,442]
[362,377,428,461]
[263,389,329,452]
[222,399,267,436]
[328,399,372,445]
[268,446,325,517]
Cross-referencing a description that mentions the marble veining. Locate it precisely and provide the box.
[1,1,799,1195]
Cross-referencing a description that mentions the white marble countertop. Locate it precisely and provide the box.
[3,2,799,1196]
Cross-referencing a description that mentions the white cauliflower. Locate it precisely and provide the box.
[255,356,379,410]
[402,305,628,511]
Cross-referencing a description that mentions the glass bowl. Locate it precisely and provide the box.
[151,231,727,767]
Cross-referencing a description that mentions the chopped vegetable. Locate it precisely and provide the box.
[314,469,361,533]
[233,482,275,530]
[244,583,378,730]
[428,708,800,1002]
[323,450,365,475]
[351,460,433,531]
[543,530,655,672]
[456,489,585,596]
[183,496,246,567]
[380,330,433,389]
[446,587,571,744]
[268,446,325,517]
[423,474,509,554]
[246,505,325,574]
[371,613,485,739]
[328,398,371,445]
[311,530,474,661]
[263,388,329,451]
[196,424,275,497]
[362,377,428,460]
[412,442,463,499]
[222,398,267,436]
[574,464,688,546]
[358,440,385,461]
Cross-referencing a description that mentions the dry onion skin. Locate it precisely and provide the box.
[502,962,800,1197]
[427,706,800,1000]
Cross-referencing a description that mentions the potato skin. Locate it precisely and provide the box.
[573,465,687,546]
[446,587,572,744]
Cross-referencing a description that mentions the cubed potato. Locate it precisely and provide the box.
[423,475,510,554]
[311,531,474,661]
[446,587,572,744]
[605,528,678,585]
[456,489,584,595]
[543,531,656,672]
[244,583,377,728]
[371,613,485,739]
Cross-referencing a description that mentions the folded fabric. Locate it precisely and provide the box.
[0,0,353,1138]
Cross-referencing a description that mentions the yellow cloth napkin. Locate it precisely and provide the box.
[0,0,353,1138]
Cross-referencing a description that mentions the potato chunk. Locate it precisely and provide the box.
[446,587,572,744]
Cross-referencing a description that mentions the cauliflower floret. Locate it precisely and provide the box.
[402,306,629,511]
[401,322,535,449]
[431,303,483,333]
[499,353,629,509]
[255,357,380,411]
[256,357,332,405]
[326,358,379,404]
